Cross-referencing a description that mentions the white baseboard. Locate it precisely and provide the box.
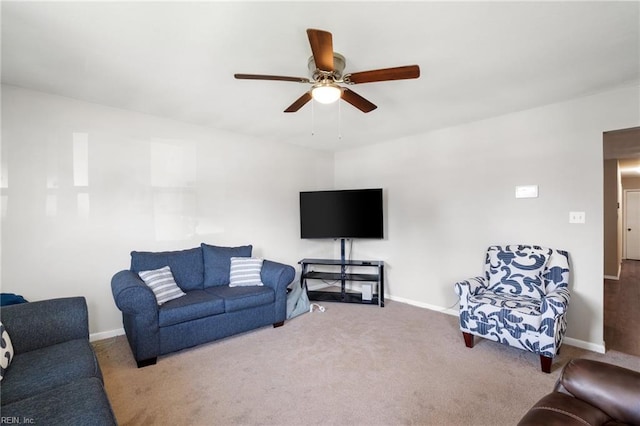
[387,294,459,316]
[563,337,605,354]
[604,262,622,280]
[90,328,124,342]
[93,298,606,354]
[386,295,606,354]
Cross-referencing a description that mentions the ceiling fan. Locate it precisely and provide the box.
[234,28,420,113]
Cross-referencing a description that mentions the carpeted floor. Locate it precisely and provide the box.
[605,260,640,357]
[94,300,640,426]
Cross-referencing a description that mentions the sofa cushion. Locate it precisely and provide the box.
[201,243,252,287]
[486,245,551,299]
[1,339,101,405]
[1,377,117,425]
[229,257,264,287]
[1,321,14,381]
[138,266,186,305]
[131,247,204,291]
[205,286,275,313]
[158,290,225,327]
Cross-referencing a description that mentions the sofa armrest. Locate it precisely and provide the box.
[261,260,295,292]
[454,276,486,300]
[555,358,640,424]
[111,270,158,315]
[0,297,89,355]
[261,260,295,324]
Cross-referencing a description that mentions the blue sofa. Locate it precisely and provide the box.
[0,297,117,425]
[111,243,295,367]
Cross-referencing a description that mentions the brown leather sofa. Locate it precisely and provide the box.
[518,358,640,425]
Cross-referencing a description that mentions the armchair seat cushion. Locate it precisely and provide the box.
[470,290,542,316]
[159,290,225,327]
[469,291,542,339]
[1,339,101,405]
[205,286,275,313]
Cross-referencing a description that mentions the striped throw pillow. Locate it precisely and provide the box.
[229,257,264,287]
[138,266,186,305]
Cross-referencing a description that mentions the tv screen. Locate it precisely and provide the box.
[299,188,383,239]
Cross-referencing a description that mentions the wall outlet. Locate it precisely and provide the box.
[569,211,586,224]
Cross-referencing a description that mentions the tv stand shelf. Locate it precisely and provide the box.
[299,258,384,307]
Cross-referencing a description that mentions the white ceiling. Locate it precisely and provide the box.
[2,1,639,152]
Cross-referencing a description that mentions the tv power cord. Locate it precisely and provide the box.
[310,303,325,313]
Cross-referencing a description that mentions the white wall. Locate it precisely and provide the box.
[3,83,638,349]
[0,85,335,337]
[334,85,640,350]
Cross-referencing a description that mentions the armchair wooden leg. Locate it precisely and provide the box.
[273,321,285,328]
[462,332,474,348]
[540,355,552,373]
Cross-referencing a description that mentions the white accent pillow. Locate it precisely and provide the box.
[229,257,264,287]
[1,321,14,381]
[138,266,186,305]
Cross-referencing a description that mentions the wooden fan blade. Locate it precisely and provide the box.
[307,29,334,72]
[284,92,312,113]
[341,88,377,113]
[345,65,420,84]
[234,74,308,83]
[234,74,310,83]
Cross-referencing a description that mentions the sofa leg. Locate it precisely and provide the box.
[462,332,474,348]
[273,321,285,328]
[136,357,157,368]
[540,355,552,373]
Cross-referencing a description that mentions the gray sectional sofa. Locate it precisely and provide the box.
[0,297,117,425]
[111,243,295,367]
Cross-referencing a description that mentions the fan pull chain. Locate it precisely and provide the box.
[311,99,315,136]
[337,99,342,140]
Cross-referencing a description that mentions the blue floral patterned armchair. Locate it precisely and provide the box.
[454,245,570,373]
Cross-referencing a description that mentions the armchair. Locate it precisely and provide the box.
[454,245,570,373]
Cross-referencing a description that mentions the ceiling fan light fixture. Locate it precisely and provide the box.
[311,83,342,104]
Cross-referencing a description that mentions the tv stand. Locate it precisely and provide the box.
[299,257,385,307]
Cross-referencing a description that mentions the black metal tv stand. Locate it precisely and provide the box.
[299,240,384,307]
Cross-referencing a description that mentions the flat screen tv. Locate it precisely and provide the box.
[299,188,383,239]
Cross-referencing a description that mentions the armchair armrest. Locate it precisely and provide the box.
[111,270,158,315]
[454,276,487,300]
[556,358,640,425]
[0,297,89,355]
[540,287,570,317]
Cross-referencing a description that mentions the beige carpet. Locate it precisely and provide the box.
[94,301,640,426]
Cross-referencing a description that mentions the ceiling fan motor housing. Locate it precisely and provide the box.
[308,52,346,81]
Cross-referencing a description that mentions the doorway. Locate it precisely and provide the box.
[624,190,640,260]
[603,126,640,355]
